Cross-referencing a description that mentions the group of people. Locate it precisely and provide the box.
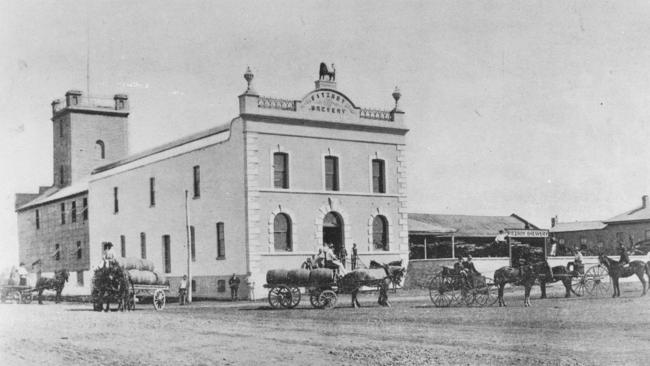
[301,242,361,274]
[453,255,482,287]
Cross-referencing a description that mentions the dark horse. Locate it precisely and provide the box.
[35,269,69,304]
[598,253,648,297]
[340,262,406,308]
[92,264,133,312]
[539,265,581,299]
[494,261,553,307]
[319,62,336,81]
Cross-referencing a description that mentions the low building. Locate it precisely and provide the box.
[550,195,650,255]
[408,213,540,259]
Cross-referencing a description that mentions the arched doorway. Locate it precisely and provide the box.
[323,211,344,257]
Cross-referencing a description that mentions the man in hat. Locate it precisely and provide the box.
[17,262,29,286]
[229,273,240,301]
[102,242,117,268]
[568,246,584,275]
[178,275,188,305]
[618,242,630,266]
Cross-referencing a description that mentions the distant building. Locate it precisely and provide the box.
[15,91,129,290]
[550,195,650,255]
[408,213,540,259]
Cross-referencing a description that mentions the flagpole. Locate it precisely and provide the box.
[185,190,192,304]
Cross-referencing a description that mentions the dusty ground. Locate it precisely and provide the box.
[0,282,648,366]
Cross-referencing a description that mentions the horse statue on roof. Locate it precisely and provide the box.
[319,62,336,81]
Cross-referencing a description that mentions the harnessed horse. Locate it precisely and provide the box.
[598,253,648,297]
[35,269,69,304]
[340,262,406,308]
[494,261,552,307]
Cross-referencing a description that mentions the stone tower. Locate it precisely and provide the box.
[50,90,129,187]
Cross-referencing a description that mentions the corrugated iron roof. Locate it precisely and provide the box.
[605,201,650,223]
[549,221,607,233]
[408,213,537,237]
[16,176,89,211]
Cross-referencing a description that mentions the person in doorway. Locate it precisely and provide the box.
[17,262,29,286]
[229,273,240,301]
[351,243,358,270]
[178,275,188,305]
[550,238,558,256]
[340,246,348,269]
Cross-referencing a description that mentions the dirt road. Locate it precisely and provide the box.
[1,283,648,366]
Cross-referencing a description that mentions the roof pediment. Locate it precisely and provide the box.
[299,89,358,118]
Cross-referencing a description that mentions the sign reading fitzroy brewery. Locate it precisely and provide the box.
[300,90,357,116]
[505,229,549,238]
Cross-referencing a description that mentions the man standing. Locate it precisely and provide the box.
[178,275,188,305]
[340,246,348,269]
[17,262,29,286]
[229,273,240,301]
[351,243,358,270]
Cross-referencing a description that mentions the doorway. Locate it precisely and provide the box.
[323,211,344,257]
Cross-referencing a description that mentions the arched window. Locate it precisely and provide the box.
[274,213,292,251]
[96,140,105,159]
[372,215,389,251]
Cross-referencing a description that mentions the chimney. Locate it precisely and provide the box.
[114,94,129,110]
[642,195,648,209]
[51,99,62,115]
[65,90,82,107]
[551,217,556,228]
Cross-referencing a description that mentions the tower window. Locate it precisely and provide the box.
[324,156,339,191]
[372,159,385,193]
[35,209,40,229]
[149,177,156,206]
[60,202,66,225]
[71,201,77,223]
[273,153,289,189]
[113,187,119,213]
[96,140,105,159]
[193,166,200,198]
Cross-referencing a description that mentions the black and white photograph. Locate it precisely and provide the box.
[1,1,649,365]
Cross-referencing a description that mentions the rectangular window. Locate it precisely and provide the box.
[76,241,82,259]
[59,121,64,137]
[325,156,339,191]
[162,235,171,273]
[149,177,156,206]
[140,233,147,259]
[217,222,225,259]
[372,159,385,193]
[77,271,84,286]
[217,279,226,293]
[113,187,119,213]
[60,202,66,225]
[71,201,77,223]
[190,226,196,262]
[55,244,60,261]
[191,279,197,293]
[35,209,40,229]
[193,166,200,198]
[83,198,88,221]
[580,237,587,246]
[60,166,64,186]
[120,235,126,257]
[273,153,289,189]
[645,230,650,240]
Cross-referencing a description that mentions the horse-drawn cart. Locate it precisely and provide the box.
[265,264,405,309]
[559,264,610,297]
[0,285,33,304]
[428,270,498,307]
[131,284,169,311]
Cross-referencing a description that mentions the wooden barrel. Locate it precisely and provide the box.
[128,270,158,285]
[287,269,310,286]
[309,268,334,285]
[266,269,289,285]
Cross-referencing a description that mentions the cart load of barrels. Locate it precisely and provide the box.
[264,268,340,309]
[266,268,334,287]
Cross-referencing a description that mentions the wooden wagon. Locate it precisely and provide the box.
[0,284,33,304]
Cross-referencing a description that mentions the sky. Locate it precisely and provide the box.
[1,0,650,269]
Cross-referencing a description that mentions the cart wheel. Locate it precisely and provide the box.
[153,289,166,311]
[93,301,103,311]
[585,265,610,297]
[268,286,292,309]
[452,278,474,306]
[429,274,454,307]
[571,275,587,297]
[318,290,337,309]
[474,280,498,307]
[22,291,33,304]
[9,291,21,304]
[309,290,323,308]
[286,287,301,309]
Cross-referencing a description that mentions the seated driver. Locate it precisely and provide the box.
[323,243,346,275]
